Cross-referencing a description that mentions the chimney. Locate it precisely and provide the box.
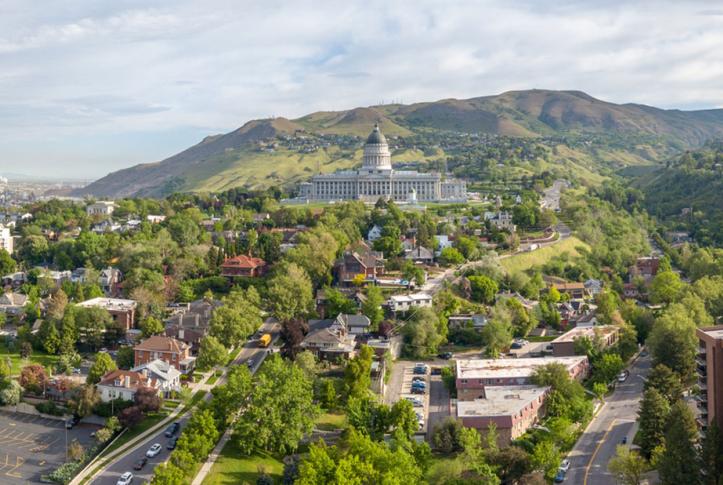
[124,375,131,388]
[178,329,185,340]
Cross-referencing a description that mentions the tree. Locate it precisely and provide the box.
[390,399,418,440]
[592,382,608,401]
[118,406,144,428]
[638,387,670,457]
[648,303,697,383]
[362,286,385,331]
[140,316,165,337]
[531,440,560,481]
[700,421,723,485]
[343,345,373,400]
[432,417,466,453]
[645,364,683,405]
[19,341,32,359]
[323,287,357,316]
[468,275,499,304]
[402,307,445,358]
[439,247,464,266]
[649,271,684,305]
[482,306,513,358]
[38,320,61,354]
[116,346,134,370]
[0,381,21,406]
[87,352,117,385]
[491,446,533,484]
[71,384,100,417]
[68,439,84,461]
[46,288,68,321]
[196,335,227,371]
[151,463,186,485]
[267,263,314,322]
[19,364,48,395]
[75,306,113,350]
[294,351,318,380]
[0,249,15,275]
[210,365,252,426]
[593,353,624,384]
[608,445,649,485]
[234,354,318,454]
[135,387,162,413]
[658,400,700,485]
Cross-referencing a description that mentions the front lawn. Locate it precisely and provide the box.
[314,411,347,431]
[202,440,284,485]
[0,342,61,375]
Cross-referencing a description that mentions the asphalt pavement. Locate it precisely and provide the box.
[90,320,280,485]
[565,352,651,485]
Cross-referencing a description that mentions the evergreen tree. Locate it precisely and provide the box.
[700,420,723,485]
[637,387,670,457]
[658,400,700,485]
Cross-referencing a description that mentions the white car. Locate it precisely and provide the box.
[618,371,628,383]
[405,397,424,407]
[146,443,162,458]
[117,472,133,485]
[416,412,425,429]
[559,459,571,473]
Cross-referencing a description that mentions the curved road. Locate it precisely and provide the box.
[90,320,280,485]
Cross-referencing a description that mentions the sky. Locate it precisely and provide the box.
[1,0,723,180]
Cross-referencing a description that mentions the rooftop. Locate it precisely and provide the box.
[389,292,432,303]
[698,326,723,340]
[456,356,588,380]
[456,386,549,418]
[552,325,618,344]
[76,297,137,311]
[135,335,189,353]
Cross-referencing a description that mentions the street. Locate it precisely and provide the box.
[565,352,651,485]
[89,320,280,485]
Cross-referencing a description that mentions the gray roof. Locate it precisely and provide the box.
[366,124,387,145]
[336,313,371,329]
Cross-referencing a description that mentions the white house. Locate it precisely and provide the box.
[367,225,383,242]
[584,279,603,296]
[96,369,160,402]
[132,359,181,396]
[0,225,13,255]
[86,201,116,217]
[388,292,433,313]
[435,235,453,256]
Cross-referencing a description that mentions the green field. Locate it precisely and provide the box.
[314,411,347,431]
[500,236,590,274]
[201,440,284,485]
[0,343,60,375]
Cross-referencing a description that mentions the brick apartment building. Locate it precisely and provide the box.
[76,297,137,330]
[550,325,620,357]
[134,335,194,373]
[696,326,723,430]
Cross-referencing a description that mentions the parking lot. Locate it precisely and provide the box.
[387,361,450,439]
[0,410,100,484]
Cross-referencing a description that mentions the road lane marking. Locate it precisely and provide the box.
[583,419,616,485]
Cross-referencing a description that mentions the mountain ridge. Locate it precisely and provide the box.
[76,89,723,198]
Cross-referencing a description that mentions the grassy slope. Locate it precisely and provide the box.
[500,236,590,273]
[201,440,284,485]
[0,343,60,375]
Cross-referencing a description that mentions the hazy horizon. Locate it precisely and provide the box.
[2,0,723,179]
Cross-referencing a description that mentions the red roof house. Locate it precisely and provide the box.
[220,255,268,278]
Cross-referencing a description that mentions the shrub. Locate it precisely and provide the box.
[35,400,65,416]
[93,398,133,417]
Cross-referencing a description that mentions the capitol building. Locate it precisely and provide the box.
[299,124,466,202]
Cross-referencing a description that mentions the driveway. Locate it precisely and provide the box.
[565,352,651,485]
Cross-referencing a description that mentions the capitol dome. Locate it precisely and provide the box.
[362,124,392,171]
[366,123,387,145]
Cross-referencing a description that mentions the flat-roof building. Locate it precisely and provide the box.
[550,325,620,357]
[77,297,137,330]
[696,326,723,430]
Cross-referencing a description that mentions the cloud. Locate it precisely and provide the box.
[1,0,723,177]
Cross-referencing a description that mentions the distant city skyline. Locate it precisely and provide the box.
[1,0,723,179]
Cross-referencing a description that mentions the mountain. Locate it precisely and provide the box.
[77,89,723,198]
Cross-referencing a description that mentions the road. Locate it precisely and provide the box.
[90,320,280,485]
[540,179,569,212]
[565,352,651,485]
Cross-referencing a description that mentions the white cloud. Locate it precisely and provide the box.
[1,0,723,177]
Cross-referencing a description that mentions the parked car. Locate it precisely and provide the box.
[554,469,565,483]
[117,472,134,485]
[247,358,256,369]
[146,443,162,458]
[618,371,628,383]
[413,363,428,375]
[559,459,570,473]
[621,436,627,445]
[411,387,426,395]
[133,458,147,470]
[411,380,426,389]
[167,437,178,450]
[65,415,80,429]
[412,376,425,383]
[510,342,523,349]
[431,367,442,375]
[164,422,180,438]
[438,352,453,360]
[404,397,423,407]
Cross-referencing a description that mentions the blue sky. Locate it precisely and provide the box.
[1,0,723,179]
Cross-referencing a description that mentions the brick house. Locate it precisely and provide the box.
[164,298,222,353]
[220,255,268,278]
[550,325,620,357]
[551,282,589,300]
[134,335,194,373]
[334,241,384,284]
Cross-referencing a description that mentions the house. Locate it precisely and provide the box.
[367,225,383,242]
[0,224,12,255]
[92,220,121,233]
[484,211,516,232]
[146,215,166,224]
[77,297,137,330]
[550,325,620,357]
[334,313,371,335]
[574,312,599,327]
[551,282,589,300]
[435,235,453,256]
[99,267,123,296]
[584,279,603,296]
[86,201,116,217]
[447,314,488,332]
[97,369,159,403]
[37,269,72,288]
[496,291,538,311]
[388,292,432,313]
[131,359,181,396]
[134,335,194,372]
[623,283,641,299]
[455,356,589,400]
[630,257,660,282]
[405,246,434,264]
[220,255,268,278]
[300,317,357,362]
[1,271,26,288]
[456,385,549,446]
[0,292,27,316]
[165,298,222,353]
[334,241,385,284]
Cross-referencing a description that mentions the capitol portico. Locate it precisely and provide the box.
[299,124,466,202]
